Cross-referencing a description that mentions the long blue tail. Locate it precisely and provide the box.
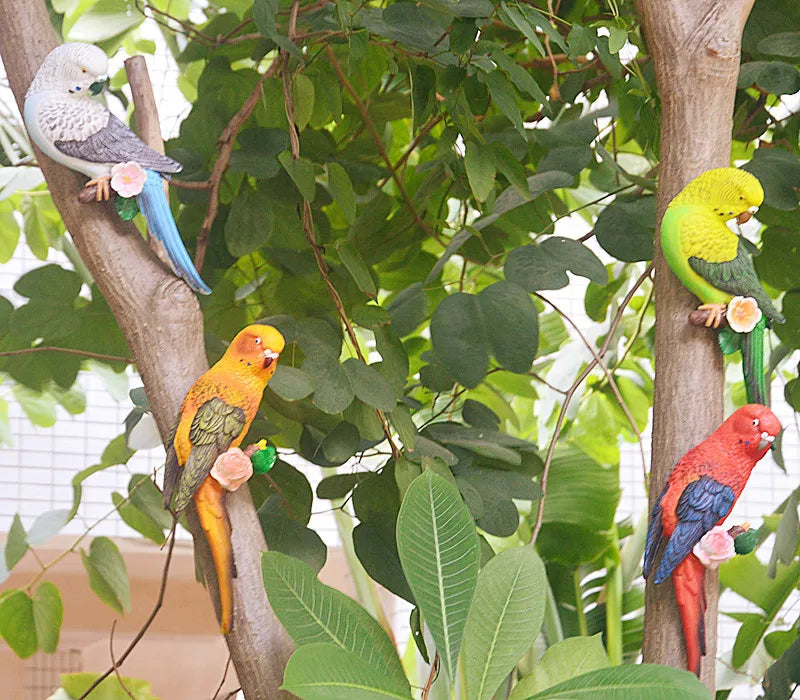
[137,170,211,295]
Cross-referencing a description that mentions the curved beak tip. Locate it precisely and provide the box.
[736,211,753,225]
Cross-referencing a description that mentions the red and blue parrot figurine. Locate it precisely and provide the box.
[643,404,781,675]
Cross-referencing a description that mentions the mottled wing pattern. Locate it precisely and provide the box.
[162,420,181,509]
[653,475,735,584]
[54,113,182,173]
[169,397,247,513]
[689,240,784,323]
[643,482,669,579]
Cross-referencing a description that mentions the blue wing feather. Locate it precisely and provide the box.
[643,482,668,579]
[137,170,211,295]
[653,475,735,584]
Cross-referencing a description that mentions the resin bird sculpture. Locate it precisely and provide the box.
[660,167,783,405]
[163,324,285,633]
[23,42,211,294]
[643,404,781,675]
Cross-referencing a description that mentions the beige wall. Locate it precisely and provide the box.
[0,536,359,700]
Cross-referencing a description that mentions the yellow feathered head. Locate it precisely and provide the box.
[670,167,764,224]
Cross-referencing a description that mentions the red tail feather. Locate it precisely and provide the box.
[672,554,706,676]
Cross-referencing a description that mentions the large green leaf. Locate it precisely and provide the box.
[462,547,547,700]
[521,664,709,699]
[282,643,413,699]
[477,281,538,373]
[261,552,408,692]
[430,292,489,388]
[505,237,607,291]
[396,471,481,682]
[509,634,609,699]
[0,589,37,658]
[592,196,655,262]
[32,581,62,654]
[80,537,131,615]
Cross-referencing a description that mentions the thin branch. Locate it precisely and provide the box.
[422,652,440,700]
[377,113,445,187]
[530,262,654,545]
[325,46,445,246]
[282,27,400,461]
[538,291,648,486]
[212,654,233,700]
[194,60,281,272]
[109,621,136,700]
[78,526,177,700]
[0,346,132,363]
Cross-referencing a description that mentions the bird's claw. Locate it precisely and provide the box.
[697,303,727,329]
[85,175,112,202]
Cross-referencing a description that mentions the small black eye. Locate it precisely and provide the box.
[752,418,759,427]
[255,337,262,345]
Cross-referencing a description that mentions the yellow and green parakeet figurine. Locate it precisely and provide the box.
[660,167,783,405]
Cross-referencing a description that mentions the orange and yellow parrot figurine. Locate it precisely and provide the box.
[163,324,285,633]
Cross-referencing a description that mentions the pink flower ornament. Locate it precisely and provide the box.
[110,161,147,198]
[726,296,762,333]
[210,447,253,492]
[693,526,736,569]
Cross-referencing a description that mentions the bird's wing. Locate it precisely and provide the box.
[643,482,669,579]
[168,397,247,513]
[653,474,735,584]
[54,113,182,173]
[689,239,784,323]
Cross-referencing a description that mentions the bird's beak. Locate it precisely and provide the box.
[89,79,106,96]
[736,211,753,225]
[758,431,776,451]
[262,350,280,370]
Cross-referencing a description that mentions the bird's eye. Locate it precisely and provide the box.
[81,68,87,73]
[255,337,262,345]
[752,418,759,427]
[739,195,744,200]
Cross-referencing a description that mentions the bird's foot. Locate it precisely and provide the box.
[697,303,727,329]
[84,175,112,202]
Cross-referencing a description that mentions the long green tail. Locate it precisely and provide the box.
[741,317,767,405]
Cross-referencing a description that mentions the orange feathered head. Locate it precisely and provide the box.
[224,324,285,379]
[718,404,781,459]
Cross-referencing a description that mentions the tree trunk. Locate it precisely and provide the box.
[0,3,294,697]
[636,0,755,690]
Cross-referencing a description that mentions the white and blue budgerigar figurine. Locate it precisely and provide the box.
[24,42,211,295]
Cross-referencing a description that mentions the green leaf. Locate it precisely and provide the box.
[316,473,365,499]
[505,237,607,291]
[279,151,317,202]
[32,581,62,653]
[224,182,275,256]
[5,514,28,570]
[343,358,397,411]
[762,635,800,699]
[292,73,315,131]
[485,70,525,136]
[66,0,144,42]
[304,353,355,414]
[593,196,655,262]
[61,673,161,700]
[326,162,356,224]
[607,25,628,53]
[0,589,37,658]
[396,471,481,681]
[282,643,413,699]
[387,282,428,337]
[509,634,609,699]
[738,61,800,95]
[462,547,547,700]
[261,551,409,692]
[389,405,416,448]
[757,31,800,57]
[743,148,800,210]
[756,227,800,291]
[13,384,57,427]
[478,281,538,373]
[430,293,489,388]
[0,200,20,262]
[767,490,799,577]
[320,420,361,464]
[522,664,708,699]
[259,501,327,573]
[26,509,71,545]
[353,520,415,603]
[465,141,496,202]
[112,492,165,545]
[81,537,131,614]
[336,240,377,297]
[14,263,82,301]
[270,365,316,401]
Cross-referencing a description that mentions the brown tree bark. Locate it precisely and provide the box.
[636,0,756,690]
[0,2,294,697]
